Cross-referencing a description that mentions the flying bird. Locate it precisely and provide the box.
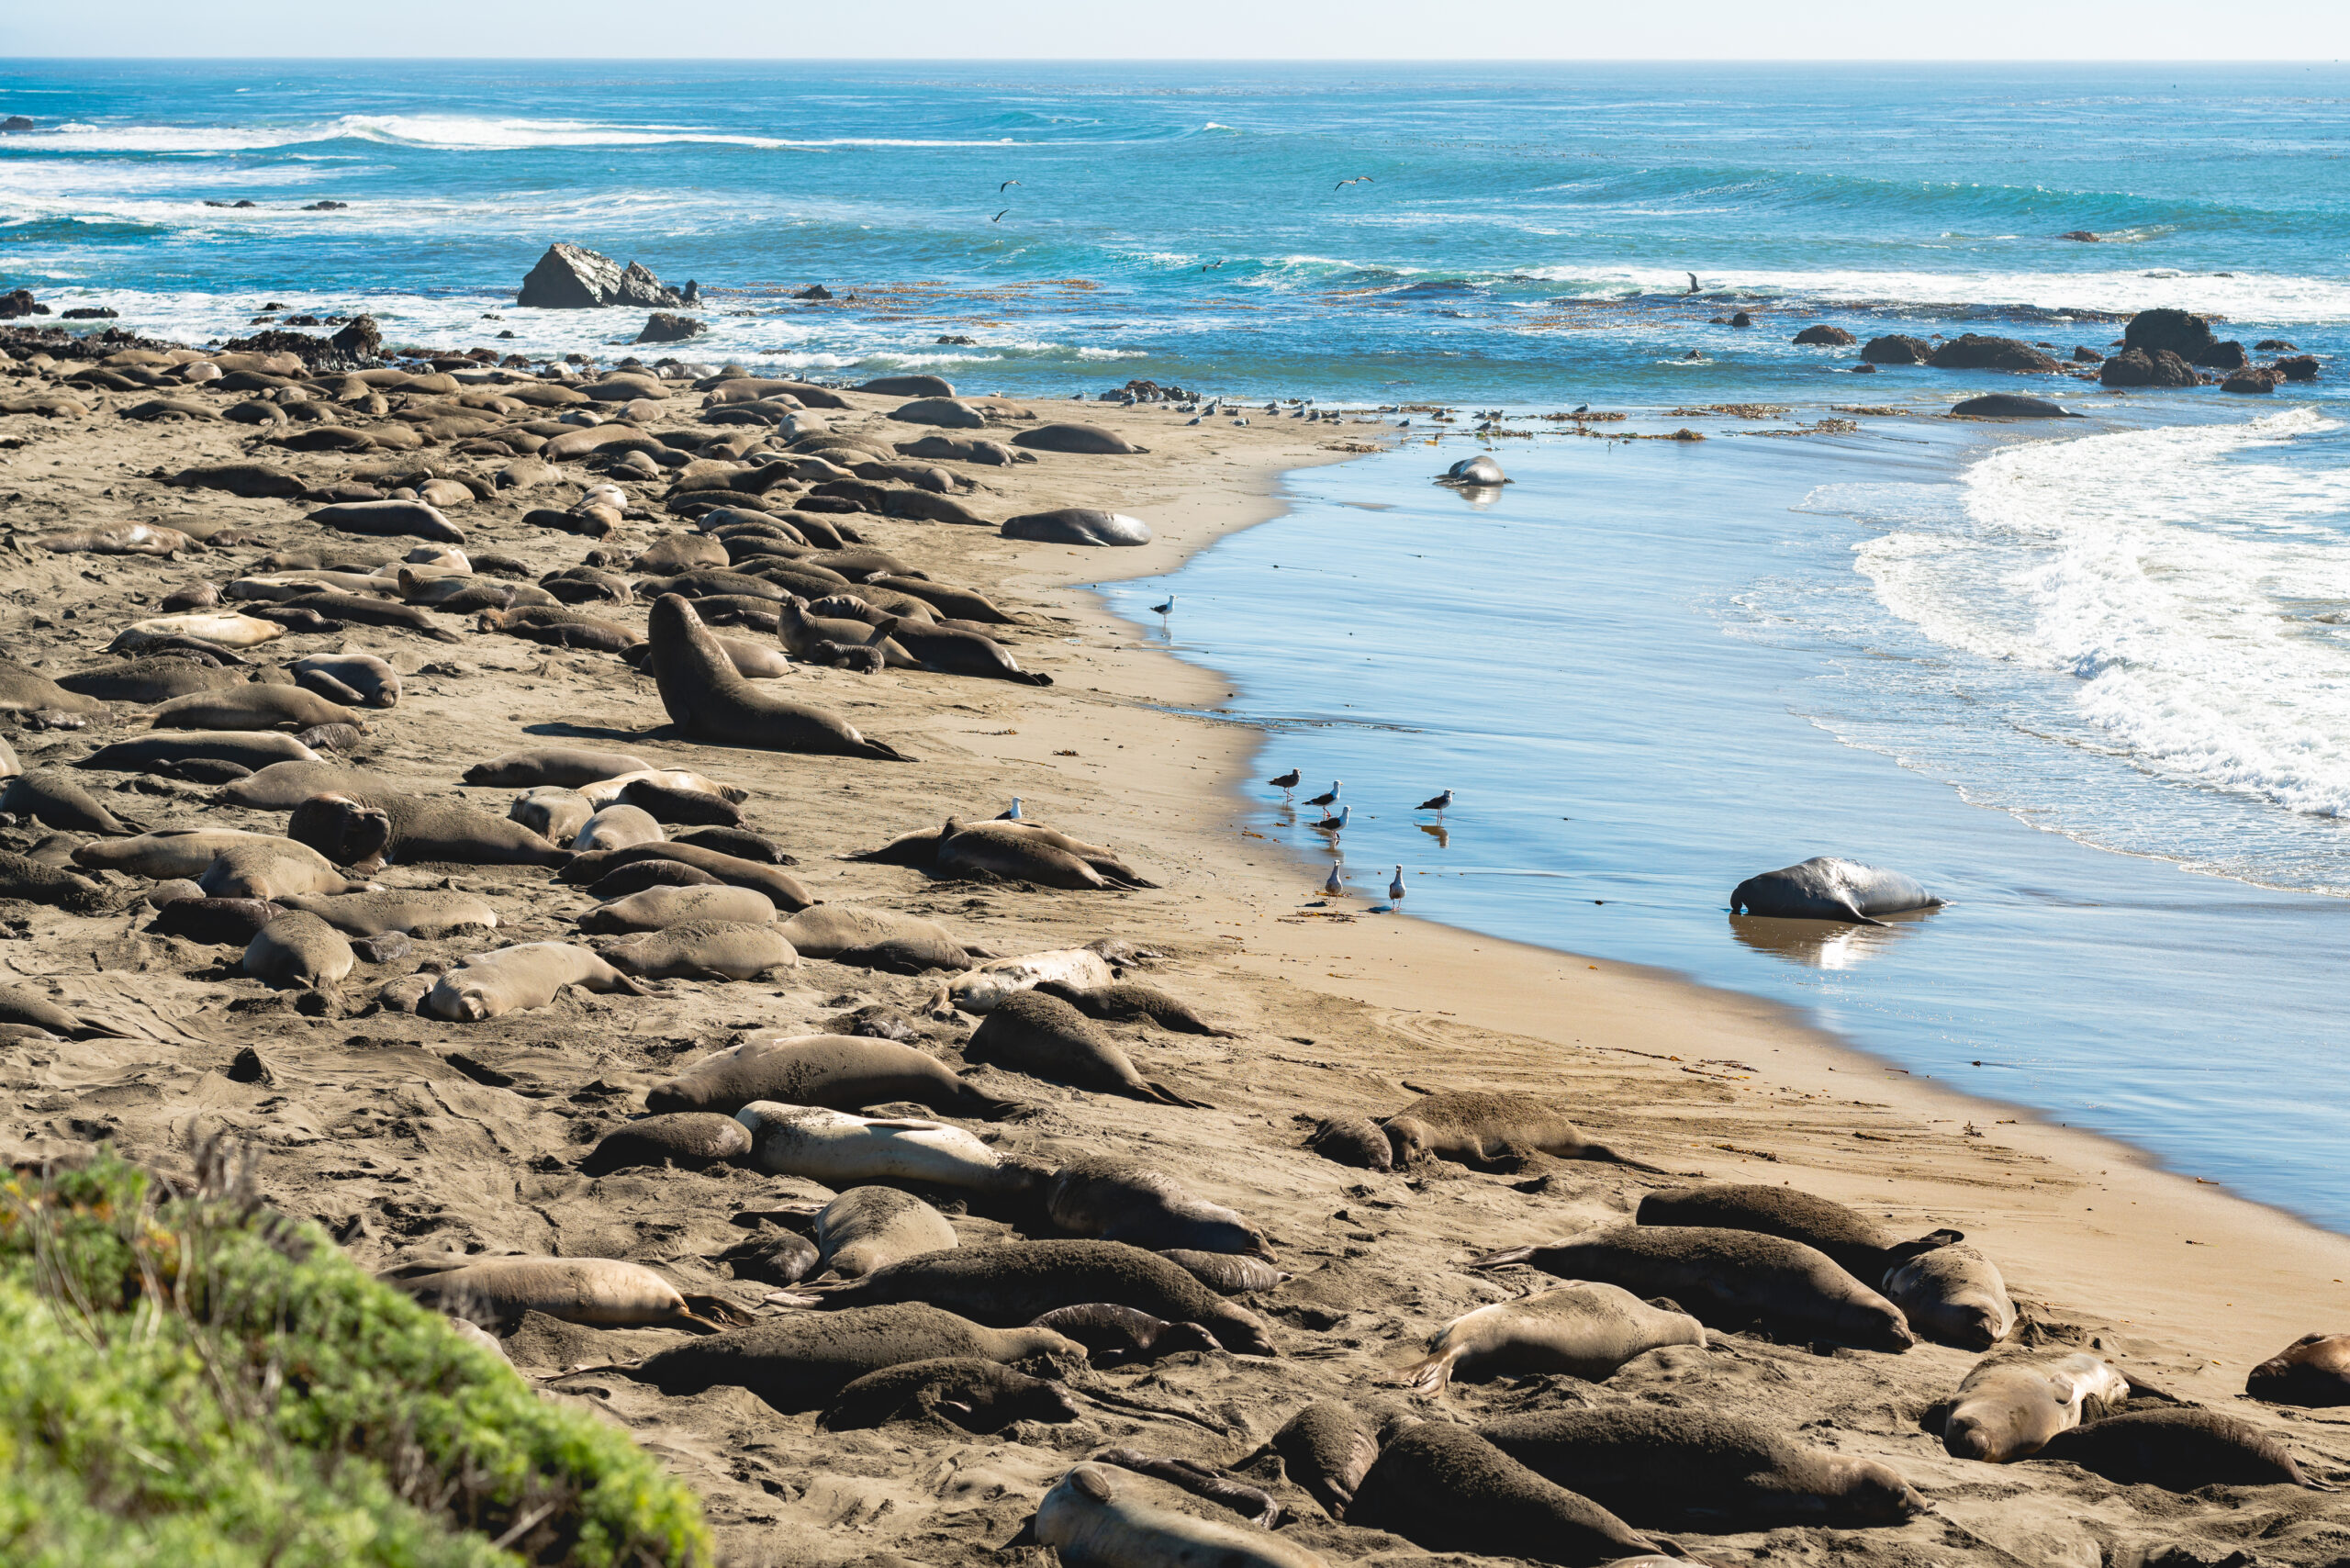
[1268,768,1300,794]
[1304,780,1340,812]
[1686,273,1701,294]
[1001,179,1021,192]
[1417,789,1453,813]
[992,210,1010,223]
[1336,176,1374,191]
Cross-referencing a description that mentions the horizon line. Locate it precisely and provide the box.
[2,55,2345,65]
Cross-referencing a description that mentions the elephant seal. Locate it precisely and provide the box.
[1029,1305,1220,1367]
[463,747,655,788]
[1046,1157,1271,1257]
[815,1186,959,1279]
[1473,1225,1915,1351]
[387,1256,707,1330]
[1438,454,1508,486]
[624,1303,1077,1412]
[1953,393,2077,419]
[307,498,464,543]
[1002,507,1153,546]
[0,985,126,1039]
[38,520,198,552]
[735,1103,1038,1195]
[81,731,320,778]
[74,828,292,880]
[2034,1408,2319,1490]
[421,942,648,1021]
[145,684,355,733]
[822,1357,1078,1433]
[0,659,110,718]
[578,1112,752,1176]
[872,620,1049,686]
[650,1034,1010,1117]
[946,946,1117,1014]
[1636,1183,1961,1283]
[510,786,591,846]
[811,1239,1276,1356]
[2249,1334,2350,1406]
[860,375,956,398]
[675,825,790,864]
[291,653,399,708]
[563,842,811,911]
[56,656,241,703]
[967,991,1206,1107]
[1305,1114,1393,1171]
[148,895,283,946]
[572,803,666,852]
[289,790,570,872]
[1383,1091,1654,1171]
[1730,856,1943,924]
[1406,1282,1706,1393]
[720,1224,821,1287]
[197,839,356,900]
[1034,979,1235,1036]
[1,771,144,835]
[1882,1244,2014,1350]
[241,911,355,989]
[273,889,498,937]
[0,852,109,913]
[1013,421,1147,455]
[215,761,376,809]
[1478,1406,1929,1528]
[778,904,975,971]
[1349,1421,1664,1566]
[648,595,911,760]
[1037,1464,1326,1568]
[1271,1402,1380,1519]
[579,884,773,935]
[1942,1351,2133,1462]
[598,920,797,980]
[936,820,1150,886]
[588,860,722,899]
[1158,1251,1291,1294]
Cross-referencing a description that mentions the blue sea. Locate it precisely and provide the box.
[8,61,2350,1224]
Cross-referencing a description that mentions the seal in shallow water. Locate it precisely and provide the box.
[648,594,911,760]
[1729,856,1943,924]
[1405,1282,1704,1393]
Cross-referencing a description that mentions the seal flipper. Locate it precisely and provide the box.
[1468,1244,1539,1270]
[1137,1080,1212,1110]
[1404,1347,1462,1394]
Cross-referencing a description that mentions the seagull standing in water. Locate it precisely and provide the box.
[1315,804,1350,834]
[1150,593,1175,618]
[1324,863,1345,897]
[1417,789,1453,814]
[1389,866,1406,905]
[1268,768,1300,796]
[1304,780,1341,812]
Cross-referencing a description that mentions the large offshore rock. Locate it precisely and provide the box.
[519,242,684,309]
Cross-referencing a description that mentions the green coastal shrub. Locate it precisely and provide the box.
[0,1147,709,1567]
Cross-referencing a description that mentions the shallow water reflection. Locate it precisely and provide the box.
[1727,909,1937,970]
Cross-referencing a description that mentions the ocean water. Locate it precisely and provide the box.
[8,62,2350,1222]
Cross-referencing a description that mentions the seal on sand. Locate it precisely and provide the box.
[1158,1250,1290,1294]
[946,946,1117,1014]
[821,1357,1078,1433]
[197,839,358,900]
[1473,1225,1915,1351]
[145,684,355,732]
[74,829,297,880]
[1881,1244,2015,1350]
[82,731,321,778]
[562,841,811,910]
[778,904,976,972]
[1001,507,1154,546]
[1,770,146,835]
[1405,1282,1705,1393]
[1382,1091,1656,1171]
[1348,1421,1665,1566]
[1270,1401,1381,1519]
[274,889,498,937]
[241,911,355,989]
[574,802,664,852]
[463,747,655,788]
[649,1033,1011,1118]
[387,1256,718,1330]
[2034,1407,2322,1490]
[1012,421,1147,454]
[936,819,1150,887]
[420,942,648,1021]
[814,1186,959,1279]
[1730,856,1943,924]
[289,790,570,872]
[1045,1156,1272,1257]
[648,595,911,760]
[621,1302,1077,1411]
[510,785,590,846]
[291,652,399,708]
[1036,1464,1328,1568]
[1942,1350,2133,1462]
[1635,1182,1962,1283]
[809,1239,1277,1357]
[578,883,774,934]
[1305,1114,1393,1171]
[734,1103,1038,1196]
[148,896,283,946]
[1478,1406,1929,1528]
[872,619,1050,686]
[967,991,1207,1107]
[1029,1304,1220,1367]
[1034,978,1235,1036]
[2249,1334,2350,1406]
[0,984,126,1040]
[597,919,797,980]
[578,1112,752,1176]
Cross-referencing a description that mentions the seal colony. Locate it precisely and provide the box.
[1,331,2347,1567]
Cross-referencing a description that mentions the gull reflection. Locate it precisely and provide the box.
[1418,822,1450,850]
[1727,907,1936,970]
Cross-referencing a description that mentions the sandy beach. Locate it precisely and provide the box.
[3,333,2348,1567]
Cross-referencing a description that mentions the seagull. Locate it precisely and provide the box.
[1572,403,1589,415]
[1336,176,1374,191]
[1304,780,1340,812]
[992,210,1010,223]
[1315,804,1351,834]
[1268,768,1300,794]
[1389,866,1406,904]
[997,796,1024,820]
[1324,863,1345,896]
[1000,179,1021,192]
[1417,789,1452,813]
[1150,594,1175,616]
[1686,273,1701,295]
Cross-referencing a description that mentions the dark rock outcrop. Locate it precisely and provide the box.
[1792,325,1855,346]
[1862,334,1932,365]
[2058,230,2100,241]
[2277,355,2321,382]
[2071,345,2103,364]
[518,242,685,310]
[2121,308,2244,369]
[1928,334,2062,373]
[0,289,49,319]
[0,116,36,133]
[60,308,118,320]
[2098,348,2200,389]
[634,313,707,345]
[2221,367,2282,395]
[330,314,381,362]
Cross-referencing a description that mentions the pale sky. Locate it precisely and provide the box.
[4,0,2347,61]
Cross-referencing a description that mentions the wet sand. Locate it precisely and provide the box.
[3,344,2347,1566]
